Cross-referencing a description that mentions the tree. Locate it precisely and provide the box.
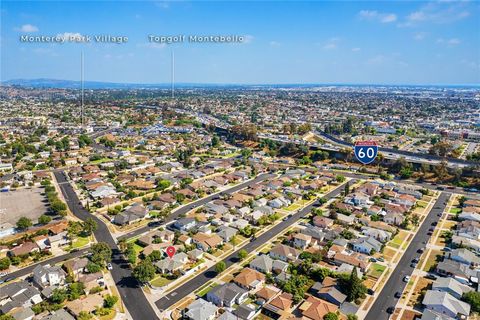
[68,282,85,300]
[323,313,339,320]
[38,214,52,225]
[238,249,247,261]
[0,315,15,320]
[344,182,350,195]
[215,261,226,274]
[103,295,119,308]
[133,259,156,283]
[338,267,367,302]
[347,315,358,320]
[0,257,11,270]
[86,262,102,273]
[16,217,32,230]
[77,311,93,320]
[90,242,112,267]
[335,175,346,183]
[462,291,480,313]
[148,250,162,262]
[50,288,68,303]
[211,135,220,147]
[82,218,98,236]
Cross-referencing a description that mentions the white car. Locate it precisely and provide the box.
[403,275,410,282]
[107,263,113,270]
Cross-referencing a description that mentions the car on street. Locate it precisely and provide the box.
[107,263,113,270]
[386,307,395,314]
[394,292,402,298]
[403,275,410,282]
[417,248,424,254]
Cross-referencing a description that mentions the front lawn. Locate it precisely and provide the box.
[368,263,386,279]
[150,275,172,287]
[71,236,90,249]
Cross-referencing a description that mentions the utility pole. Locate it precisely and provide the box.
[171,50,175,100]
[81,51,84,127]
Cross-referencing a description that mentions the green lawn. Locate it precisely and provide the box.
[417,201,428,208]
[388,236,403,249]
[71,236,90,249]
[90,158,111,164]
[285,203,301,212]
[196,283,217,297]
[368,263,386,279]
[449,208,462,214]
[150,276,172,287]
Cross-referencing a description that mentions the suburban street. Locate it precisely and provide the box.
[364,191,452,320]
[53,171,160,320]
[0,248,89,282]
[119,173,275,241]
[155,179,355,312]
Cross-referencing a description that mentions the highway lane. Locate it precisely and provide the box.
[364,191,451,320]
[53,171,159,320]
[155,180,355,312]
[118,173,276,241]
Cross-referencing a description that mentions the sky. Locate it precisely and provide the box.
[1,0,479,85]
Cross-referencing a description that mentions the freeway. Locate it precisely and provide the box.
[155,180,355,312]
[364,191,452,320]
[118,173,275,241]
[53,171,159,320]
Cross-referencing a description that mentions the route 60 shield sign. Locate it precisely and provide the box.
[354,141,378,165]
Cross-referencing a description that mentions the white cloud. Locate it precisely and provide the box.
[269,41,281,47]
[358,10,397,23]
[437,38,461,46]
[56,32,88,42]
[138,42,166,49]
[16,24,39,32]
[323,37,340,50]
[413,32,427,41]
[242,35,254,44]
[352,47,361,52]
[400,1,471,27]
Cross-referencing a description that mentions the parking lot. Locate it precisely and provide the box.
[0,187,49,225]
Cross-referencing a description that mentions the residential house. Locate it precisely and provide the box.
[432,277,473,300]
[352,237,382,254]
[422,290,470,319]
[269,244,300,262]
[206,283,248,307]
[184,299,218,320]
[249,255,273,274]
[310,277,347,306]
[32,264,66,289]
[233,268,265,291]
[300,296,339,320]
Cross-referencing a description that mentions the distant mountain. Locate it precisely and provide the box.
[2,78,478,90]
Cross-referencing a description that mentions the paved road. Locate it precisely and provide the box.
[54,171,159,320]
[155,180,354,312]
[0,248,89,282]
[118,173,275,241]
[364,191,451,320]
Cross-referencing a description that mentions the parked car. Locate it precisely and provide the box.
[107,263,113,270]
[426,274,437,280]
[367,288,375,295]
[394,292,402,298]
[417,248,424,254]
[403,276,410,282]
[386,307,395,314]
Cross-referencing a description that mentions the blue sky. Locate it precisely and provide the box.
[1,0,479,85]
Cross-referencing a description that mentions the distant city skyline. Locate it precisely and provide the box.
[1,1,479,85]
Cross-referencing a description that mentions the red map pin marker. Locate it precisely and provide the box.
[166,246,176,259]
